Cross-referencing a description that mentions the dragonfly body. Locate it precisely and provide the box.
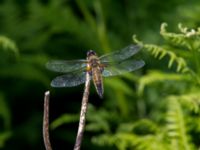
[87,50,104,98]
[46,44,145,98]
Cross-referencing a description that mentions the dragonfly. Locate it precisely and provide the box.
[46,44,145,98]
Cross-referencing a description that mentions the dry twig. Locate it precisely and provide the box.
[43,91,53,150]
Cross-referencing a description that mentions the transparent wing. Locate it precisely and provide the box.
[100,44,142,62]
[46,59,87,73]
[51,70,87,87]
[102,59,145,77]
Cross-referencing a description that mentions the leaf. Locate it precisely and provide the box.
[166,97,192,150]
[105,78,133,96]
[0,36,19,63]
[0,131,12,148]
[50,114,79,130]
[138,71,189,95]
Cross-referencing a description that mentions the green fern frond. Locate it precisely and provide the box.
[133,36,190,73]
[117,119,158,134]
[146,44,190,72]
[133,24,200,80]
[134,134,169,150]
[93,132,168,150]
[113,133,136,150]
[160,23,200,50]
[166,97,192,150]
[92,134,115,148]
[167,93,200,113]
[86,105,113,133]
[92,133,139,150]
[160,23,189,49]
[137,71,189,95]
[92,119,169,150]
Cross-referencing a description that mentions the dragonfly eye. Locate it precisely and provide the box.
[87,50,96,57]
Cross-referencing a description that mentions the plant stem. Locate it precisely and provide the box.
[43,91,53,150]
[74,72,91,150]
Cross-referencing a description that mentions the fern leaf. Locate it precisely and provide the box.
[93,132,169,150]
[137,71,189,95]
[168,93,200,113]
[166,97,192,150]
[161,23,200,50]
[133,35,191,73]
[160,23,189,49]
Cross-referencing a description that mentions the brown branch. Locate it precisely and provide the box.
[43,91,53,150]
[74,73,91,150]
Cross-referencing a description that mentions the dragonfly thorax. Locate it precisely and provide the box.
[91,58,100,67]
[87,50,100,68]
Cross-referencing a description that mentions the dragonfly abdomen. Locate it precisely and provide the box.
[92,67,104,98]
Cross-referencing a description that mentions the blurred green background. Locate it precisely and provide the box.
[0,0,200,150]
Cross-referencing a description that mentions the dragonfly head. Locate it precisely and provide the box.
[87,50,96,57]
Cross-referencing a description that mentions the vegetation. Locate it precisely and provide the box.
[0,0,200,150]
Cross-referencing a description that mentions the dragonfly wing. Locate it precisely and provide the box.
[51,71,88,87]
[102,59,145,77]
[46,59,87,73]
[100,44,142,62]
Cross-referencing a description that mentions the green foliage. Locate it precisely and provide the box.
[0,36,19,63]
[133,23,200,75]
[166,97,191,150]
[92,119,169,150]
[50,114,79,130]
[0,131,12,148]
[87,24,200,150]
[137,70,189,95]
